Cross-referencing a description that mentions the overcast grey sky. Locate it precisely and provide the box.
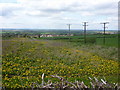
[0,0,119,30]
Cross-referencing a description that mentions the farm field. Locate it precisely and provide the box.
[40,34,118,47]
[2,37,119,88]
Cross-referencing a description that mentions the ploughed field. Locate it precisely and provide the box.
[2,38,118,88]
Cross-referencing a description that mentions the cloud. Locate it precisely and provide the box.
[1,0,118,17]
[0,0,119,29]
[0,0,17,3]
[0,3,24,17]
[93,2,118,16]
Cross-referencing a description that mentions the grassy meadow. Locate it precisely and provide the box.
[40,34,118,47]
[2,37,119,88]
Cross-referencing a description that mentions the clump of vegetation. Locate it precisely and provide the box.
[74,44,118,61]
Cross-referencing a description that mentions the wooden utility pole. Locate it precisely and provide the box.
[100,22,109,44]
[67,24,71,41]
[83,22,88,43]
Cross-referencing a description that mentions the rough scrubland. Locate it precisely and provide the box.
[2,38,119,88]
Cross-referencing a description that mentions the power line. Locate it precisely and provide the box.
[83,22,88,43]
[100,22,109,45]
